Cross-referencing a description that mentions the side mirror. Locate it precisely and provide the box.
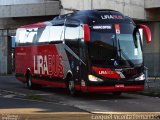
[138,24,151,44]
[83,24,90,42]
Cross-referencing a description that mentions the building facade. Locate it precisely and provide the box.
[0,0,159,76]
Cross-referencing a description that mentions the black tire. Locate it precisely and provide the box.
[112,92,122,96]
[68,79,78,96]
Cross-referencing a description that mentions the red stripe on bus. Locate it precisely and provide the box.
[87,85,144,92]
[75,85,144,92]
[92,66,121,79]
[20,22,46,28]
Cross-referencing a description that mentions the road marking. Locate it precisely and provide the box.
[1,96,69,107]
[0,89,26,96]
[35,93,52,96]
[128,101,140,105]
[3,94,16,98]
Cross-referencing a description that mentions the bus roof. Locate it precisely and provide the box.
[19,9,134,29]
[51,9,134,25]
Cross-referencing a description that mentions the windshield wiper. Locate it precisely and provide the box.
[133,28,139,48]
[120,50,135,67]
[117,38,135,67]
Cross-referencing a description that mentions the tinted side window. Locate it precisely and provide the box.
[16,25,65,45]
[79,26,84,39]
[16,28,37,45]
[65,26,79,40]
[37,26,50,43]
[25,29,37,43]
[16,28,26,44]
[49,26,64,41]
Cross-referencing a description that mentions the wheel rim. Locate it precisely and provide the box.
[68,80,75,94]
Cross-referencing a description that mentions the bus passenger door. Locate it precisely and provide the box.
[79,25,88,91]
[65,19,81,86]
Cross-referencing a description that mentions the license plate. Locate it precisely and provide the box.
[115,84,124,88]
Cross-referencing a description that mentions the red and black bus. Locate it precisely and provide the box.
[15,9,151,96]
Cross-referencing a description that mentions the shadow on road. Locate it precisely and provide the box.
[32,86,138,101]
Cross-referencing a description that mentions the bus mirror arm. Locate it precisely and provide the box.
[137,24,151,44]
[133,29,138,48]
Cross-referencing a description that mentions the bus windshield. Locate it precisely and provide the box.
[88,23,143,68]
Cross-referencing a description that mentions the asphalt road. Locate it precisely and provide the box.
[0,97,84,113]
[0,76,160,118]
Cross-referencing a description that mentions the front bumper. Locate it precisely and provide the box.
[86,85,144,92]
[79,80,145,93]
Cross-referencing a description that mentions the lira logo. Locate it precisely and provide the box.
[34,55,64,78]
[99,71,114,75]
[101,15,123,20]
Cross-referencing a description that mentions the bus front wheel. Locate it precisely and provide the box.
[68,79,77,96]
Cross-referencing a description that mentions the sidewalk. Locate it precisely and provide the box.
[137,77,160,97]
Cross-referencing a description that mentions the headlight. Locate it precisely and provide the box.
[88,75,103,82]
[135,74,145,81]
